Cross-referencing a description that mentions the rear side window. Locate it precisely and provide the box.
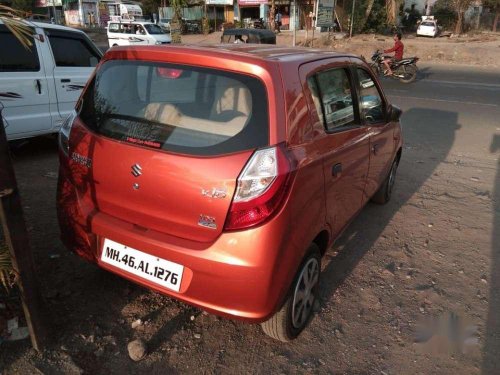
[79,60,269,156]
[47,35,100,67]
[0,27,39,72]
[307,68,355,131]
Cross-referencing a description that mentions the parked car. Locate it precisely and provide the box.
[107,21,171,47]
[417,18,439,37]
[0,21,102,140]
[57,45,403,342]
[221,28,276,44]
[157,17,171,32]
[25,14,53,24]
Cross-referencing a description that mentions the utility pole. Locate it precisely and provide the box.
[349,0,355,39]
[0,106,48,351]
[78,0,84,26]
[293,0,297,46]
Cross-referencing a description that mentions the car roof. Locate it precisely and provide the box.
[107,44,357,65]
[0,19,86,35]
[108,21,154,25]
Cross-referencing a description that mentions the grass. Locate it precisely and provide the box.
[0,242,13,291]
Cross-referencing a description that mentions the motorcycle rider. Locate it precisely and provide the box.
[383,32,404,76]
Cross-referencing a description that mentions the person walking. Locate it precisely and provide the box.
[89,11,95,28]
[275,9,282,33]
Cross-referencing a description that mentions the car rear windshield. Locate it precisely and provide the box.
[79,60,269,156]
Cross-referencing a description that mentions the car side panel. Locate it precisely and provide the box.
[1,28,54,140]
[351,60,400,200]
[299,59,370,240]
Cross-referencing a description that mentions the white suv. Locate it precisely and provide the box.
[0,21,102,140]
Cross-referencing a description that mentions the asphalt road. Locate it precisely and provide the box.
[381,63,500,160]
[379,63,500,374]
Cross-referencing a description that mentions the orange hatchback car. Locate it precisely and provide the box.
[57,45,403,341]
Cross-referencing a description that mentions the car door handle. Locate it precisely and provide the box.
[332,163,342,177]
[35,79,41,94]
[61,79,71,83]
[372,144,380,155]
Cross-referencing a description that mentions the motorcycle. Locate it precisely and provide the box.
[369,50,419,83]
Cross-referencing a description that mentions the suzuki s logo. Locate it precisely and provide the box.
[131,164,142,177]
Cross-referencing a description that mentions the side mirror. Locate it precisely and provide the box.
[388,104,402,122]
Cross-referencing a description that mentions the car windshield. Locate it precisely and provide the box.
[421,21,435,26]
[144,24,164,34]
[79,60,269,156]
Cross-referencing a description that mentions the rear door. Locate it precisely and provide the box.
[0,25,53,139]
[73,60,270,243]
[301,60,370,238]
[45,29,101,122]
[354,67,396,201]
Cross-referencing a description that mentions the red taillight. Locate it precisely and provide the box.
[156,67,183,79]
[224,144,295,231]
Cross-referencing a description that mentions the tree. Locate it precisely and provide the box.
[452,0,475,33]
[169,0,186,43]
[141,0,161,16]
[483,0,500,31]
[385,0,401,25]
[269,0,276,32]
[358,0,375,31]
[10,0,33,13]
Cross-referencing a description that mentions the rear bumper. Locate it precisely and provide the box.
[57,163,296,322]
[416,29,436,37]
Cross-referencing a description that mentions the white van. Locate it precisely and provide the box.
[0,21,102,140]
[107,21,171,47]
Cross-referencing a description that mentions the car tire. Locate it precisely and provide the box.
[261,244,321,342]
[371,155,400,204]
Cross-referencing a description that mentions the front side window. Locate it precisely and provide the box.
[307,68,355,131]
[144,24,164,34]
[357,68,385,124]
[79,60,269,156]
[108,23,120,32]
[48,35,100,67]
[0,27,39,72]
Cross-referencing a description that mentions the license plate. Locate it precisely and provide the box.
[101,239,184,292]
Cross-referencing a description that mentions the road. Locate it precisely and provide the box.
[1,64,499,374]
[378,65,500,374]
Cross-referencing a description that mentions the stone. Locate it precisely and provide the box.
[131,319,142,329]
[127,339,147,361]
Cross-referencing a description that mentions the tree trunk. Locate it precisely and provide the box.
[455,10,464,34]
[171,9,182,43]
[493,11,499,32]
[359,0,375,31]
[386,0,397,26]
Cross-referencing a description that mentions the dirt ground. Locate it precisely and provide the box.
[185,30,500,67]
[86,29,500,68]
[0,36,499,374]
